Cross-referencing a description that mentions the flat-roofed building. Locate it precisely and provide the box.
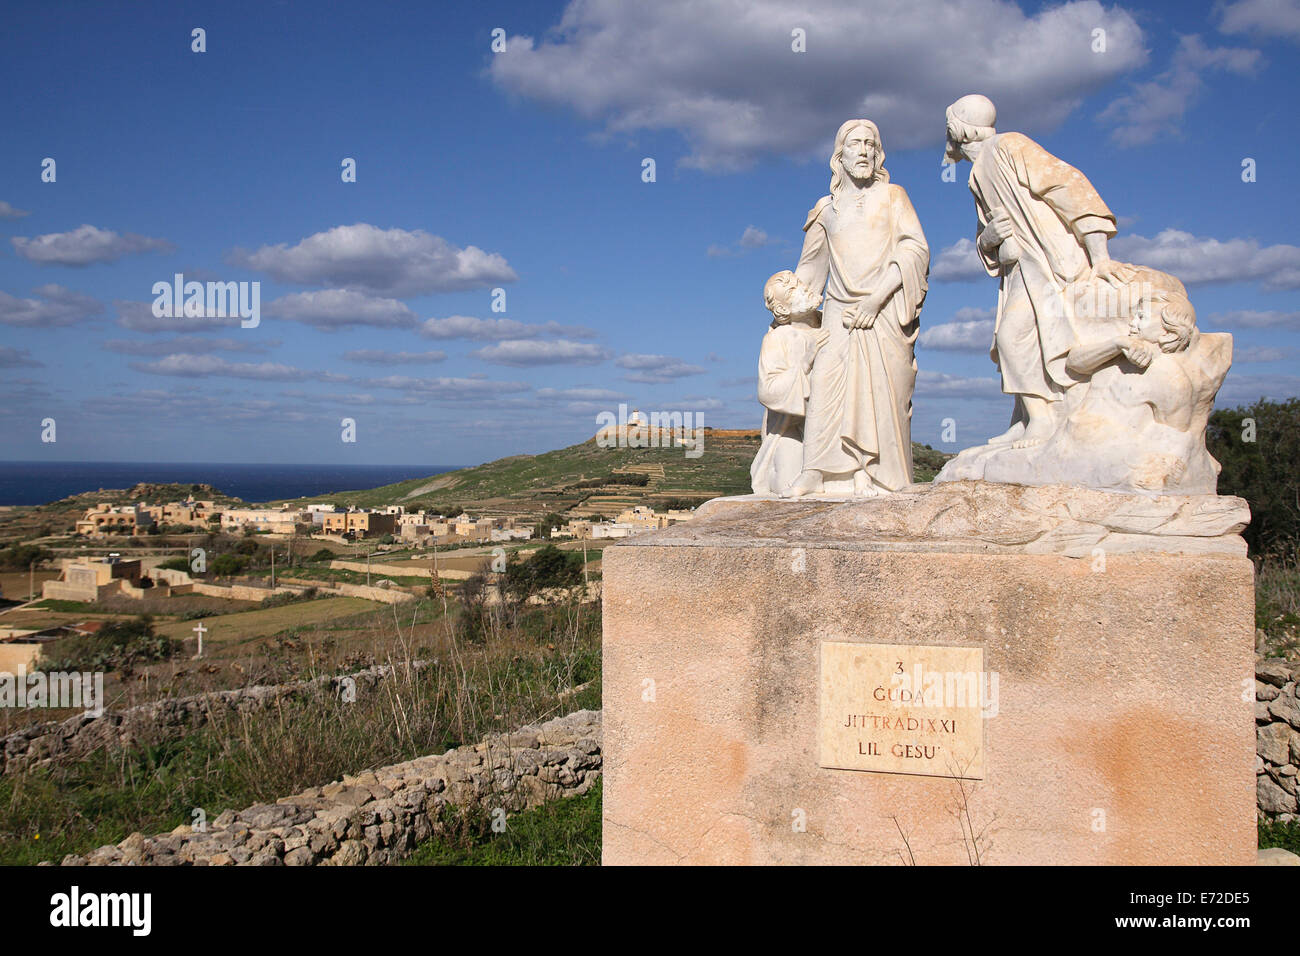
[42,557,142,602]
[221,508,306,534]
[75,504,155,537]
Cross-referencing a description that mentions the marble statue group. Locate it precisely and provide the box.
[750,95,1233,499]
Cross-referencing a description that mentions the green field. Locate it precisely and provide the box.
[153,596,376,645]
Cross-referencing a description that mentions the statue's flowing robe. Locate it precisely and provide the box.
[794,181,928,489]
[750,324,816,495]
[978,333,1234,495]
[968,132,1116,401]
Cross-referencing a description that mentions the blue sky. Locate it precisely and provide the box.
[1,0,1297,467]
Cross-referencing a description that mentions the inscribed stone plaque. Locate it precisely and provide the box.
[819,641,985,779]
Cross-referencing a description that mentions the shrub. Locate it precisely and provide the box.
[533,512,566,540]
[0,543,51,571]
[42,616,180,674]
[157,557,191,572]
[309,548,336,563]
[211,553,249,576]
[506,545,583,600]
[1207,398,1300,557]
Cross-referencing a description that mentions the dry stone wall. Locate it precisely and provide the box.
[56,708,602,866]
[1257,656,1300,821]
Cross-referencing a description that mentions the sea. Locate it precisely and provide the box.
[0,461,460,507]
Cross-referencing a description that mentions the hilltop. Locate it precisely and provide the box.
[2,435,952,528]
[270,431,952,518]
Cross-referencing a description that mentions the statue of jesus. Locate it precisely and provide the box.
[784,119,930,497]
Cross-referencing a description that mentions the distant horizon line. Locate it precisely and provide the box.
[0,460,467,469]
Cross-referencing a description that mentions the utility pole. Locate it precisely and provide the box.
[366,546,371,587]
[270,545,276,589]
[29,559,35,601]
[583,538,589,586]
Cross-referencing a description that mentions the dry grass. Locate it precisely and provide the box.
[1256,557,1300,660]
[0,588,600,865]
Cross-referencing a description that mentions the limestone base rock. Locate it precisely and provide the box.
[602,482,1256,865]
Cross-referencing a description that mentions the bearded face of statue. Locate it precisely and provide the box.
[840,125,879,184]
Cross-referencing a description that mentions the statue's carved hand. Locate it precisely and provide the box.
[1090,257,1124,288]
[1120,337,1154,370]
[979,209,1014,252]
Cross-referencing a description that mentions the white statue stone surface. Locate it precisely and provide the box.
[933,94,1234,496]
[749,119,929,498]
[749,271,827,496]
[746,99,1235,502]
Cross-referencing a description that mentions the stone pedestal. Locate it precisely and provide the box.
[602,482,1257,865]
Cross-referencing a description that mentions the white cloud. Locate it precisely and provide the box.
[1234,345,1294,362]
[671,396,727,412]
[915,369,1003,398]
[536,387,629,402]
[131,354,344,381]
[720,375,758,389]
[1100,35,1263,147]
[229,223,516,296]
[0,346,42,368]
[1110,229,1300,288]
[472,339,612,367]
[0,201,29,220]
[616,352,707,383]
[419,314,596,340]
[265,289,418,330]
[343,349,448,365]
[709,225,781,257]
[488,0,1145,170]
[931,238,986,282]
[364,375,532,400]
[919,308,996,350]
[0,284,103,327]
[1217,372,1300,404]
[104,336,272,356]
[1208,309,1300,329]
[11,224,174,265]
[115,300,243,332]
[1218,0,1300,44]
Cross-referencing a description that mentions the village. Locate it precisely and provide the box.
[69,497,695,544]
[0,487,697,680]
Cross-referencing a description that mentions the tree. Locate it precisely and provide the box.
[1207,398,1300,557]
[506,544,582,599]
[211,553,249,576]
[0,543,51,571]
[533,512,566,539]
